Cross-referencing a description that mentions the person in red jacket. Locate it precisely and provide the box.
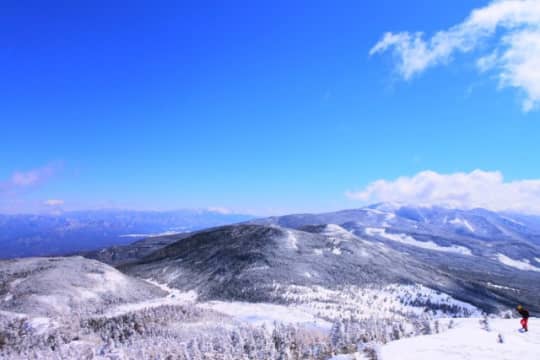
[517,305,529,332]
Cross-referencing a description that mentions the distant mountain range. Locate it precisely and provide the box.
[0,209,253,258]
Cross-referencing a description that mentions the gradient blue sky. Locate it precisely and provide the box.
[1,0,539,215]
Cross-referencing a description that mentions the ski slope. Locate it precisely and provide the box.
[381,317,540,359]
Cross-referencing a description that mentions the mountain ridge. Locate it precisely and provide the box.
[120,220,540,313]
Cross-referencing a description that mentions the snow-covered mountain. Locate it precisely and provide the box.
[0,257,165,317]
[120,222,540,314]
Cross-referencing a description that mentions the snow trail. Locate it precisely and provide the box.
[497,254,540,272]
[365,227,472,256]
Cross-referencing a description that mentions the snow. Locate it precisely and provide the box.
[323,225,357,255]
[285,230,298,250]
[275,283,479,321]
[33,294,72,314]
[120,231,183,238]
[370,202,403,212]
[380,317,540,359]
[27,317,58,335]
[0,310,27,321]
[198,283,477,334]
[486,282,518,292]
[365,208,386,215]
[0,257,165,317]
[314,249,324,255]
[501,216,525,226]
[365,228,472,256]
[322,224,357,240]
[199,301,332,330]
[10,278,24,287]
[449,218,475,232]
[328,354,367,360]
[497,254,540,272]
[386,212,396,220]
[247,265,270,271]
[83,267,129,297]
[0,310,59,336]
[103,279,197,317]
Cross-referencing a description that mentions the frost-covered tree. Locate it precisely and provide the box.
[480,315,490,332]
[330,320,345,350]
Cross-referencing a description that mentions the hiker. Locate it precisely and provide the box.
[517,305,529,332]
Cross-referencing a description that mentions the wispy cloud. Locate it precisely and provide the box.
[346,169,540,214]
[43,199,65,207]
[8,164,58,188]
[370,0,540,111]
[0,163,63,213]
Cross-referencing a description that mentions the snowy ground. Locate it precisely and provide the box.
[329,354,367,360]
[102,279,197,317]
[200,300,332,330]
[103,279,332,330]
[333,317,540,359]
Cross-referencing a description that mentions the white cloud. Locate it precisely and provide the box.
[476,52,499,73]
[346,169,540,214]
[370,0,540,111]
[44,199,64,207]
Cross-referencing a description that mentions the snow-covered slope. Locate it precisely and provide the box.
[197,282,480,333]
[124,224,491,309]
[380,317,540,360]
[0,256,164,316]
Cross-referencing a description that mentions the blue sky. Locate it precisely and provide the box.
[1,0,540,215]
